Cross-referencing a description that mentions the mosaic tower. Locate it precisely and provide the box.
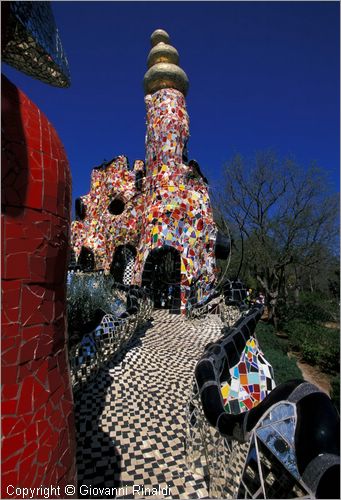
[136,29,217,310]
[71,29,220,312]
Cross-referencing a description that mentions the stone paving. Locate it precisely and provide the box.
[74,309,224,498]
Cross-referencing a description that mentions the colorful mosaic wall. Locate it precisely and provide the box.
[71,88,217,312]
[221,337,275,414]
[71,157,145,271]
[2,75,76,497]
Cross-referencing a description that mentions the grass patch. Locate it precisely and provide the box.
[255,322,302,385]
[256,320,340,413]
[284,319,339,374]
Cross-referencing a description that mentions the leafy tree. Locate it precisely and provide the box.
[215,151,339,328]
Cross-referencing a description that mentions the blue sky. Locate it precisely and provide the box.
[3,1,340,213]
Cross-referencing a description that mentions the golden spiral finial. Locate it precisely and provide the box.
[144,29,189,96]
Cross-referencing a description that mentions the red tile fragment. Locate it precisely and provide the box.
[1,471,19,497]
[2,453,19,474]
[1,364,18,382]
[16,377,35,414]
[37,445,51,464]
[18,454,36,484]
[2,400,17,416]
[35,359,49,385]
[2,383,19,401]
[2,432,25,459]
[25,422,37,443]
[19,339,39,364]
[2,342,20,365]
[2,416,25,436]
[33,379,50,409]
[5,252,30,280]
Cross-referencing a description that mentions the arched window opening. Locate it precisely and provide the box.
[142,246,181,313]
[110,245,136,285]
[78,246,95,272]
[108,197,125,215]
[75,197,86,220]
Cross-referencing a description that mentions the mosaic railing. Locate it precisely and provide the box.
[69,285,153,392]
[186,278,250,324]
[186,292,223,319]
[186,293,242,329]
[186,305,340,498]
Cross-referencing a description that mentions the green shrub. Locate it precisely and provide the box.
[317,342,340,374]
[301,341,320,365]
[67,273,125,334]
[256,322,302,385]
[280,292,339,325]
[256,318,339,387]
[284,319,316,351]
[284,319,339,373]
[264,348,302,385]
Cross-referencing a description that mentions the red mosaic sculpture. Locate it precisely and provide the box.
[1,75,76,497]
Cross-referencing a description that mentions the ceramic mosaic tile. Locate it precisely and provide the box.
[221,336,276,414]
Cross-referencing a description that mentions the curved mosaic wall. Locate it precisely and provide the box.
[186,305,340,498]
[2,76,76,497]
[69,285,153,391]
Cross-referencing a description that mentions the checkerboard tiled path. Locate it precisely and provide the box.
[74,310,224,498]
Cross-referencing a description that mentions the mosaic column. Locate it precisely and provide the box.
[136,29,217,312]
[1,76,77,497]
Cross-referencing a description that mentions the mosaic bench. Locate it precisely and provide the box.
[186,305,340,498]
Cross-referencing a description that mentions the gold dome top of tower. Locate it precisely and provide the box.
[144,29,189,96]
